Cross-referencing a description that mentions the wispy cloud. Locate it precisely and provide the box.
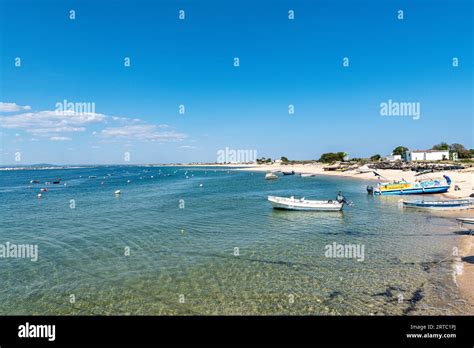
[0,110,105,136]
[0,102,31,112]
[49,136,72,141]
[0,102,187,143]
[99,125,187,142]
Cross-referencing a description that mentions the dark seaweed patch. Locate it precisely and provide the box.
[403,288,424,314]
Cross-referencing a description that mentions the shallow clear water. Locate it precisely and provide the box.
[0,166,469,315]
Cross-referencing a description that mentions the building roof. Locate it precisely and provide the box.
[409,149,449,153]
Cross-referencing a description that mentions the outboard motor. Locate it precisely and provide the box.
[366,185,374,195]
[336,192,351,205]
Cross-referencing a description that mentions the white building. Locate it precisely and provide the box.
[385,154,402,162]
[406,150,449,161]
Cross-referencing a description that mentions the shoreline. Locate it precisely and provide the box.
[233,163,473,314]
[228,163,473,199]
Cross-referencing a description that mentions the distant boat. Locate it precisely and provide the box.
[323,162,341,171]
[456,218,474,230]
[30,180,40,184]
[265,172,278,180]
[268,193,350,211]
[300,173,317,178]
[356,165,372,174]
[88,176,96,179]
[402,199,474,210]
[53,179,61,184]
[114,190,121,195]
[282,171,295,176]
[367,175,451,195]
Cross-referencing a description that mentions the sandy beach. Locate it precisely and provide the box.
[226,163,474,313]
[232,163,473,199]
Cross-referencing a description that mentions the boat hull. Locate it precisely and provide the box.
[456,218,474,230]
[403,199,474,210]
[374,185,450,195]
[268,196,343,211]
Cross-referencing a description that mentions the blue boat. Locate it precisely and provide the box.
[367,175,451,195]
[403,198,473,210]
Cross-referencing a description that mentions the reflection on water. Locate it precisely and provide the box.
[0,166,470,315]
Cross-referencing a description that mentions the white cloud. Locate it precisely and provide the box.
[99,125,187,142]
[179,145,197,150]
[50,136,72,141]
[0,110,105,136]
[0,102,31,112]
[0,102,187,143]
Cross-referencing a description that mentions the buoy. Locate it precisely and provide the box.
[37,193,43,198]
[199,183,203,187]
[127,180,131,183]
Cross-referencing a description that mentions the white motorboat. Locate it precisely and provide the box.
[268,193,350,211]
[456,218,474,230]
[265,172,278,180]
[300,173,317,178]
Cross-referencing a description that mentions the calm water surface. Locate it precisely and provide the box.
[0,166,469,315]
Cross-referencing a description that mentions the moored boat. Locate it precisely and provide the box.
[367,175,451,195]
[282,171,295,176]
[265,172,278,180]
[300,173,317,178]
[356,165,372,173]
[456,218,474,230]
[402,199,474,210]
[268,193,350,211]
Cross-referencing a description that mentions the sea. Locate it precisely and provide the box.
[0,166,470,315]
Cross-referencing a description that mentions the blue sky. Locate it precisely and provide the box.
[0,0,472,164]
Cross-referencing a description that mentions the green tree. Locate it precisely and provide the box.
[392,146,408,156]
[319,152,346,163]
[432,142,449,150]
[449,143,470,159]
[370,154,381,161]
[280,156,289,163]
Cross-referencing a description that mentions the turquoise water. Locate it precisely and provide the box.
[0,166,469,315]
